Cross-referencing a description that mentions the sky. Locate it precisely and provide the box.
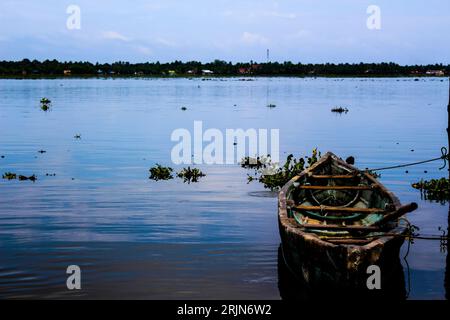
[0,0,449,64]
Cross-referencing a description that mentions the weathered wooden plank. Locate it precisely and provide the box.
[373,202,418,226]
[297,223,381,232]
[310,175,358,179]
[326,239,372,245]
[293,205,383,214]
[297,185,375,190]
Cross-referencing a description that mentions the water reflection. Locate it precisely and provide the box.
[1,77,449,298]
[277,245,406,300]
[445,205,450,300]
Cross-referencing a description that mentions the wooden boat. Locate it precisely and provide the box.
[278,152,417,289]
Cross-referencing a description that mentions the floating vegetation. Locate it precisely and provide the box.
[242,149,321,191]
[45,173,56,176]
[74,134,81,139]
[181,107,187,111]
[2,172,36,181]
[40,98,52,111]
[177,167,205,183]
[149,164,173,181]
[267,104,276,108]
[412,178,450,202]
[240,156,269,170]
[1,155,4,158]
[18,174,37,182]
[331,107,349,114]
[38,150,46,154]
[2,172,17,180]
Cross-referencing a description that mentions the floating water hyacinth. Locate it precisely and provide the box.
[18,174,37,182]
[2,172,37,182]
[2,172,17,180]
[149,164,174,181]
[40,98,52,111]
[241,149,321,191]
[240,156,271,170]
[412,178,450,202]
[177,167,205,183]
[331,106,349,113]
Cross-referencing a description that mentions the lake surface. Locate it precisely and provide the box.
[0,77,449,299]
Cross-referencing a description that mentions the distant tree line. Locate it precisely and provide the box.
[0,59,448,77]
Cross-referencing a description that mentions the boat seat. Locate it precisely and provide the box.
[310,175,359,179]
[293,205,384,214]
[297,185,375,191]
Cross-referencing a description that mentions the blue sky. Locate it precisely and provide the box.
[0,0,449,64]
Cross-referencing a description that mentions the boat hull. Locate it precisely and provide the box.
[277,152,410,292]
[278,215,406,290]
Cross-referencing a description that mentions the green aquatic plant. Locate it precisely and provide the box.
[2,172,17,180]
[267,104,276,108]
[181,107,187,111]
[242,149,321,191]
[2,172,37,181]
[412,178,450,202]
[18,174,37,182]
[74,134,81,139]
[149,164,174,181]
[331,107,349,114]
[240,156,267,170]
[40,98,52,111]
[177,167,205,183]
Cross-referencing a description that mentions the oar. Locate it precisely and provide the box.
[295,203,418,232]
[373,202,418,226]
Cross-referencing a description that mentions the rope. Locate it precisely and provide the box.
[367,147,449,172]
[401,218,412,299]
[324,232,448,242]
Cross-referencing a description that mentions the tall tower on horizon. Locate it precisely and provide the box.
[267,49,270,63]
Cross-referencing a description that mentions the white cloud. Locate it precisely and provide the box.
[286,30,310,40]
[260,11,297,19]
[134,45,152,55]
[155,37,177,47]
[240,32,269,45]
[101,31,130,42]
[223,10,296,20]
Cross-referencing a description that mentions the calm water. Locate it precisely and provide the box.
[0,77,448,299]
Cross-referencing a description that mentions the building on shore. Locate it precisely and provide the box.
[425,70,445,76]
[202,70,214,75]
